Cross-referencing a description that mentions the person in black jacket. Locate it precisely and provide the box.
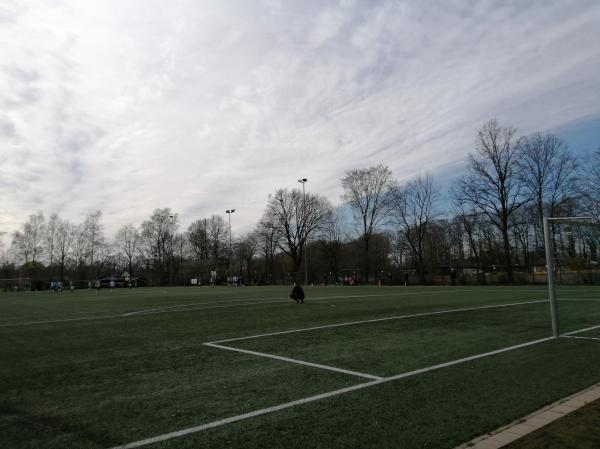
[289,281,305,304]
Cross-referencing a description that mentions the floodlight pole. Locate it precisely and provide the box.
[298,178,308,285]
[169,214,174,288]
[543,217,559,338]
[226,209,235,286]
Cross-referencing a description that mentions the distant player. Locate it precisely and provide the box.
[70,281,74,293]
[95,279,101,295]
[109,279,115,292]
[289,281,305,304]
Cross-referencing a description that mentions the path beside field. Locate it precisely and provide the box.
[456,383,600,449]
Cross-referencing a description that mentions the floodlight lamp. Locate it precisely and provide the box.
[298,178,307,183]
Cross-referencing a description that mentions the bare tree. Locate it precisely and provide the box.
[72,225,88,275]
[393,174,440,282]
[318,208,346,281]
[82,210,106,269]
[453,120,529,282]
[341,165,395,282]
[55,219,75,281]
[115,224,140,276]
[235,232,259,282]
[188,219,210,263]
[140,208,178,282]
[262,188,332,273]
[46,212,59,267]
[256,221,278,282]
[582,149,600,220]
[206,215,228,266]
[11,211,45,264]
[517,133,578,253]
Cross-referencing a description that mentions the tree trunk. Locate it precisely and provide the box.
[501,224,513,282]
[363,234,370,283]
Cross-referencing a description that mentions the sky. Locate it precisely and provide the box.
[1,0,600,242]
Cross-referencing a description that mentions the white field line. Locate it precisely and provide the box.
[562,335,600,341]
[0,289,552,327]
[120,287,550,317]
[109,336,555,449]
[122,298,280,316]
[209,299,549,344]
[121,292,421,316]
[562,323,600,336]
[0,314,123,327]
[120,289,487,316]
[204,342,382,381]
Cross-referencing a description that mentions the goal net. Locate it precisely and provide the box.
[0,278,32,292]
[544,217,600,340]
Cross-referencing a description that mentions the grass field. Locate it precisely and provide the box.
[1,285,599,449]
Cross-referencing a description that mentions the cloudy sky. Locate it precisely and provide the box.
[1,0,600,240]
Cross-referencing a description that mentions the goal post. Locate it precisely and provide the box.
[543,216,600,338]
[0,278,32,292]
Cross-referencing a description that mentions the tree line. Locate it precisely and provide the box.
[2,120,599,286]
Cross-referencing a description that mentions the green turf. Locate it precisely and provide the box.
[1,285,599,449]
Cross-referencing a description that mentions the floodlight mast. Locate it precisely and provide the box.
[226,209,235,285]
[543,216,598,338]
[169,214,174,288]
[298,178,308,286]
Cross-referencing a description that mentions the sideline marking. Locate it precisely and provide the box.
[209,299,549,344]
[562,323,600,336]
[562,335,600,341]
[204,342,382,381]
[120,289,482,316]
[1,289,548,327]
[109,336,555,449]
[0,314,122,327]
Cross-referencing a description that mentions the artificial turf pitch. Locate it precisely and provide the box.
[0,285,599,449]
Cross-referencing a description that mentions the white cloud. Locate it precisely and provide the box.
[1,0,599,239]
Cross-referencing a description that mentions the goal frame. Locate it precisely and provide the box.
[0,277,33,292]
[543,216,600,337]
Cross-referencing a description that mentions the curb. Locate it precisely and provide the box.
[455,383,600,449]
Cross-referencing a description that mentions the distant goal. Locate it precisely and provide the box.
[0,278,32,292]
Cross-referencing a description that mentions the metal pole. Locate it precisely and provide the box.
[298,178,308,285]
[169,214,174,288]
[543,217,559,337]
[303,182,308,286]
[226,209,235,286]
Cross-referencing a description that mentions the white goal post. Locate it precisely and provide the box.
[0,277,32,292]
[543,216,600,337]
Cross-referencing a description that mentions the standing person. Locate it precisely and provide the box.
[289,281,305,304]
[109,279,115,292]
[94,279,101,295]
[69,281,75,293]
[87,280,92,290]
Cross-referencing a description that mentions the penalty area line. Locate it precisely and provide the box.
[209,299,549,344]
[203,342,383,381]
[109,336,555,449]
